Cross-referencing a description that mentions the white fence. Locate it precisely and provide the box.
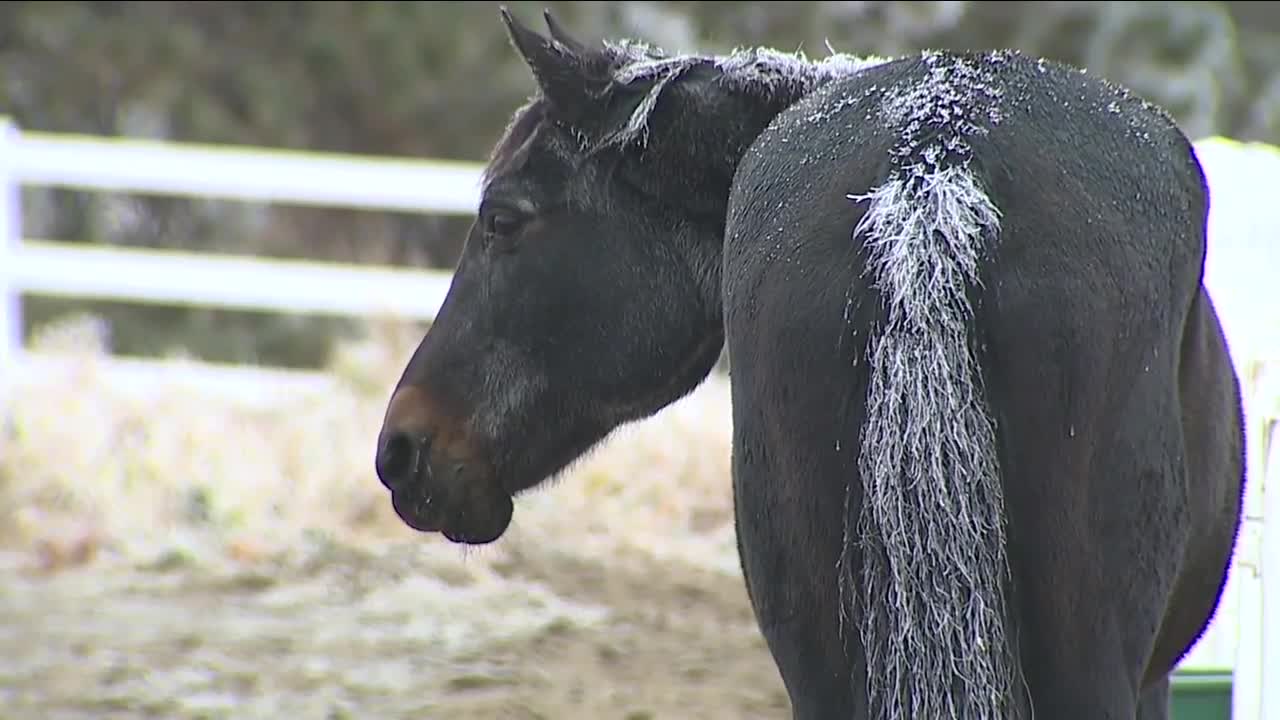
[1,117,1279,716]
[0,115,478,400]
[1195,136,1280,720]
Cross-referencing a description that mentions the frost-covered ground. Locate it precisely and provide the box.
[0,139,1276,720]
[0,319,789,719]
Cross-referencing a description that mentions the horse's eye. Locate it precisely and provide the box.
[486,210,523,238]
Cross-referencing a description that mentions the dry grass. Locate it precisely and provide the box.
[0,313,740,580]
[2,308,1271,697]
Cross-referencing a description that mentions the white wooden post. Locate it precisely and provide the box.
[1232,380,1265,720]
[1262,396,1280,720]
[1231,362,1280,720]
[0,116,22,374]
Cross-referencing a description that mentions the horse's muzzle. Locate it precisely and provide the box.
[376,389,514,545]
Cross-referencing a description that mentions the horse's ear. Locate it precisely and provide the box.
[543,9,587,56]
[500,7,603,122]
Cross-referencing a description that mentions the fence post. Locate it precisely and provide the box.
[0,116,21,375]
[1263,393,1280,720]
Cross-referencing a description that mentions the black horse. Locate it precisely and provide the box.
[375,8,1247,719]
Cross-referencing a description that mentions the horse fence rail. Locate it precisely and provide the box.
[0,115,480,377]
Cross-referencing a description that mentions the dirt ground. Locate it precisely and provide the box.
[0,531,792,720]
[0,338,792,719]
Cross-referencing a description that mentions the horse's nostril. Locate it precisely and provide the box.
[376,431,422,491]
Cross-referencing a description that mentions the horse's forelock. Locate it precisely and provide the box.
[483,98,550,188]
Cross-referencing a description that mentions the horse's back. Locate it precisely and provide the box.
[724,48,1245,717]
[728,48,1215,347]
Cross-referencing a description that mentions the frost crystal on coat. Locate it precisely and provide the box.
[596,40,890,151]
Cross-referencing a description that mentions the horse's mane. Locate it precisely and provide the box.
[484,38,891,187]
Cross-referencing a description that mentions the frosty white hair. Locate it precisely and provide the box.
[596,40,890,150]
[842,50,1026,720]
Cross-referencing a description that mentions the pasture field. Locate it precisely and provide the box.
[0,316,790,720]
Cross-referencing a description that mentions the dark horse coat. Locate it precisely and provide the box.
[376,10,1247,720]
[723,50,1246,720]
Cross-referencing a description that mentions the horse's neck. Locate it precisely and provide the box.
[713,64,833,177]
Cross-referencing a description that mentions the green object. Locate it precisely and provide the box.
[1171,669,1233,720]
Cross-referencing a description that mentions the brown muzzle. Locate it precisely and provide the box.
[375,385,513,544]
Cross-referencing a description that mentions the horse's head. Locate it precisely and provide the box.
[374,8,837,544]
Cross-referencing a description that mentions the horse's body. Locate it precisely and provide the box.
[723,49,1246,719]
[376,10,1246,719]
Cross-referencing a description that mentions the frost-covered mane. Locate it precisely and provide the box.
[601,41,889,150]
[484,37,890,185]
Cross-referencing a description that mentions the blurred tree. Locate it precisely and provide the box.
[1,1,1274,368]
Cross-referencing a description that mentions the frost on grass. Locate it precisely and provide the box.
[1,313,739,580]
[2,316,743,717]
[353,565,611,656]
